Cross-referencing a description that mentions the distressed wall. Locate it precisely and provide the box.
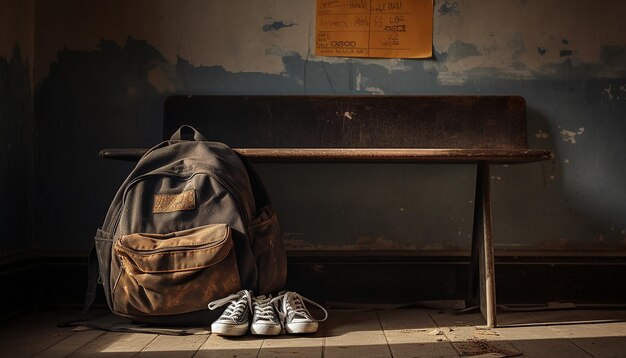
[0,0,34,257]
[31,0,626,253]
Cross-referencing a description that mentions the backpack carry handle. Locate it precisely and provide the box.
[170,125,207,141]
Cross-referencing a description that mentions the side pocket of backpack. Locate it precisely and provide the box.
[249,205,287,294]
[94,228,114,309]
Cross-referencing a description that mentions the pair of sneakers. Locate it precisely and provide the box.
[208,289,328,337]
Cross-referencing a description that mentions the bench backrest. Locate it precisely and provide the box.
[163,96,528,150]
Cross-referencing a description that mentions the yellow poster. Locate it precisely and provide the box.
[315,0,433,58]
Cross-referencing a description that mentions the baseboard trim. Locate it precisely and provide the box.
[1,251,625,318]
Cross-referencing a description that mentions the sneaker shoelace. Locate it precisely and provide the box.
[271,291,328,323]
[208,290,253,322]
[253,295,278,322]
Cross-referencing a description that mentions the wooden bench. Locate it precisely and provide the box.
[101,95,552,327]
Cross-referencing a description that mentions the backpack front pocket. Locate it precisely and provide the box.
[112,224,241,316]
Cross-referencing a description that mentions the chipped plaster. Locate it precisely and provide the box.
[33,0,419,85]
[534,130,549,139]
[34,0,316,82]
[33,0,626,85]
[435,0,626,81]
[560,127,585,144]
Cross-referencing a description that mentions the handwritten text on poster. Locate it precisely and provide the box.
[315,0,433,58]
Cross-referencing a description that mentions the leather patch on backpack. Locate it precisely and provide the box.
[153,190,196,213]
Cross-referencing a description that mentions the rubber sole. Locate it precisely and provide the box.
[211,322,249,336]
[251,323,282,336]
[285,321,318,334]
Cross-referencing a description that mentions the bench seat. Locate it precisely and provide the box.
[100,95,553,328]
[101,148,551,163]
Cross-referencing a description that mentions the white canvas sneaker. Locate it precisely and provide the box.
[273,291,328,334]
[250,294,282,336]
[208,290,253,336]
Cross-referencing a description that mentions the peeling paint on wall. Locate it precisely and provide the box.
[447,40,481,61]
[602,84,614,100]
[34,0,316,81]
[435,0,626,82]
[27,0,626,252]
[601,83,626,101]
[35,0,432,82]
[559,127,585,144]
[355,71,386,94]
[438,1,459,16]
[33,0,626,87]
[263,20,296,32]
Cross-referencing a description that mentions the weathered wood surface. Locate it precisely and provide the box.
[103,95,551,162]
[235,148,552,163]
[68,331,158,357]
[135,334,209,358]
[100,147,552,163]
[322,310,392,357]
[164,95,530,150]
[3,309,624,357]
[377,309,459,358]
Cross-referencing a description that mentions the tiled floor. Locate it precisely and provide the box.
[1,308,625,357]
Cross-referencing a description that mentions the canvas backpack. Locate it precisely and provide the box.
[89,125,287,325]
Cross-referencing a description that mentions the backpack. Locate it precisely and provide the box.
[91,125,287,325]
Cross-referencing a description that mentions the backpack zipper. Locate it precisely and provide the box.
[116,227,230,254]
[109,170,248,235]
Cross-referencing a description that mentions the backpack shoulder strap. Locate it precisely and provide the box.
[236,154,271,211]
[57,246,100,327]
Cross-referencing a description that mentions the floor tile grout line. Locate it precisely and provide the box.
[551,329,596,357]
[425,309,463,357]
[130,333,160,357]
[375,311,395,358]
[526,311,595,358]
[255,337,266,358]
[32,329,78,357]
[34,329,74,354]
[9,309,626,358]
[572,310,618,358]
[64,330,106,358]
[26,311,84,357]
[190,333,211,358]
[493,329,526,358]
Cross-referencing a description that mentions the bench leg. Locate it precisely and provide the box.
[469,162,497,327]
